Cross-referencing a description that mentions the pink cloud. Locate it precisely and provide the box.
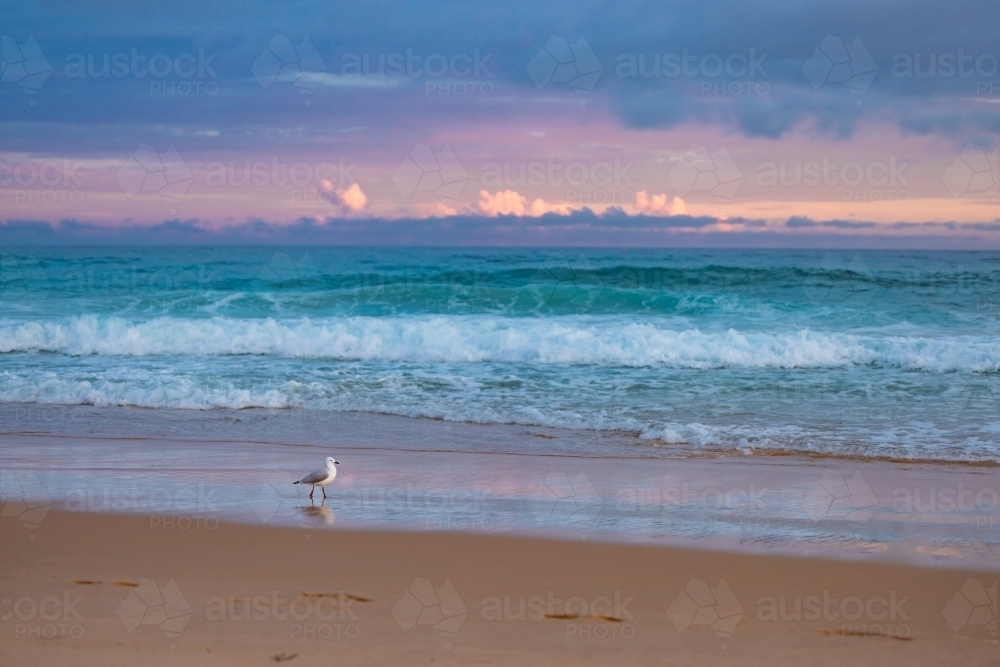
[634,191,687,216]
[477,189,574,216]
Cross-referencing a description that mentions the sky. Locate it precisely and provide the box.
[1,0,999,246]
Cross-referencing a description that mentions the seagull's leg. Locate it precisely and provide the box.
[309,486,314,500]
[322,487,327,500]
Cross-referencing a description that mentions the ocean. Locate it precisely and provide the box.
[2,247,999,463]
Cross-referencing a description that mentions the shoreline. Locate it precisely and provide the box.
[3,402,999,466]
[2,510,997,666]
[3,428,998,570]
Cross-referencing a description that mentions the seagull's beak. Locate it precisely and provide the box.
[334,460,339,465]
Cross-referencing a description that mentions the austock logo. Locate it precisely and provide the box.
[0,470,52,539]
[527,35,602,92]
[943,144,998,202]
[801,470,878,524]
[527,470,603,521]
[667,143,744,202]
[1,35,52,103]
[252,35,326,96]
[254,251,323,298]
[526,253,603,313]
[943,578,997,639]
[801,252,875,306]
[392,144,468,199]
[802,35,878,105]
[115,578,193,648]
[392,578,468,647]
[250,471,297,524]
[667,578,743,649]
[0,254,51,303]
[116,143,193,201]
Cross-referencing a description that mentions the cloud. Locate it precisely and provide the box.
[785,216,877,229]
[3,0,1000,149]
[409,202,461,218]
[477,189,573,216]
[477,189,691,218]
[320,182,367,212]
[786,216,819,228]
[5,212,1000,248]
[634,191,686,215]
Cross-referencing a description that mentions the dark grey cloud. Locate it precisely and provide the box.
[3,211,999,248]
[2,0,999,151]
[786,216,819,228]
[787,217,878,229]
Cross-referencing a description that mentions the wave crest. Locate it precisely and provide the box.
[1,315,998,371]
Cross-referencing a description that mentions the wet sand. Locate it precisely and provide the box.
[2,428,999,567]
[1,509,997,666]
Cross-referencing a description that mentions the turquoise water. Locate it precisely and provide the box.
[2,248,999,462]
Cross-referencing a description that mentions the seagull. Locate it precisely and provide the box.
[294,457,339,501]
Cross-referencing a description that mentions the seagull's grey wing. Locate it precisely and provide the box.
[297,469,330,485]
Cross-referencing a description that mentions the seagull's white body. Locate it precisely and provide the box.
[294,457,339,500]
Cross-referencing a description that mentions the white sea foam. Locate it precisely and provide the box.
[1,370,996,462]
[1,314,999,371]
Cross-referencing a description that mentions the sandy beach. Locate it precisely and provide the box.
[2,417,998,666]
[2,508,997,666]
[6,0,1000,663]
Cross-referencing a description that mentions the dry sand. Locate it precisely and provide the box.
[1,509,997,666]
